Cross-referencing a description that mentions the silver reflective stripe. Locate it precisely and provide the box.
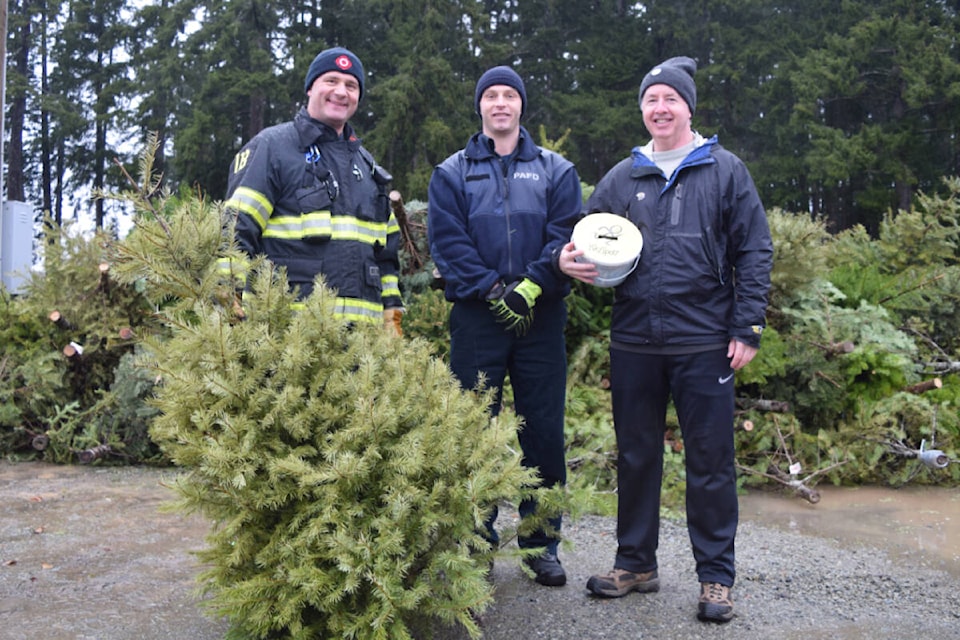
[290,297,381,324]
[263,214,387,245]
[333,297,383,323]
[381,274,401,299]
[301,212,332,240]
[225,187,272,230]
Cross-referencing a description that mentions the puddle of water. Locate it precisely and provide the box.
[739,484,960,576]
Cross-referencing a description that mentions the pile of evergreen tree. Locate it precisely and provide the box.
[0,217,161,462]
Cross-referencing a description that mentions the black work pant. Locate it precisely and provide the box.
[609,346,738,586]
[448,297,568,553]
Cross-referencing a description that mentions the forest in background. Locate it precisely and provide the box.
[4,0,960,234]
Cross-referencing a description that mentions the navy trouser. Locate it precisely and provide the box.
[448,297,568,553]
[609,346,738,586]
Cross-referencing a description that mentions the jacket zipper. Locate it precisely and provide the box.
[501,157,513,275]
[670,182,682,226]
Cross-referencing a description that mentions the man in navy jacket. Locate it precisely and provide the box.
[560,56,773,622]
[428,66,582,587]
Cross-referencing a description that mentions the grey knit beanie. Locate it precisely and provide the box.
[639,56,697,114]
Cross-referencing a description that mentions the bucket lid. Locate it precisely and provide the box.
[572,213,644,267]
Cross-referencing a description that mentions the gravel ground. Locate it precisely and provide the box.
[451,515,960,640]
[1,462,958,640]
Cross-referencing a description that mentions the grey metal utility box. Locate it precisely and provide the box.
[1,200,34,294]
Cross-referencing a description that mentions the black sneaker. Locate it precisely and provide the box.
[523,551,566,587]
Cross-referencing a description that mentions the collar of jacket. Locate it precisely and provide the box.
[630,134,718,176]
[294,107,360,149]
[464,125,540,163]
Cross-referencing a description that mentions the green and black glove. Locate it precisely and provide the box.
[489,278,542,335]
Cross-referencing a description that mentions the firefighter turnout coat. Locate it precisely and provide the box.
[224,107,402,323]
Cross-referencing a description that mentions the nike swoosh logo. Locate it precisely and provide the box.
[718,373,734,384]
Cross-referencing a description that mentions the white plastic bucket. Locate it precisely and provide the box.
[572,213,644,287]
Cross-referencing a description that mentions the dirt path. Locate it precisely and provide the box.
[0,462,228,640]
[2,461,959,640]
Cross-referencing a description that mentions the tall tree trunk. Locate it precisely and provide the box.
[6,0,31,202]
[94,46,106,229]
[40,0,52,216]
[54,136,65,225]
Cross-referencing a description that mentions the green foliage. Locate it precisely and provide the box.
[858,180,960,357]
[0,289,67,454]
[13,0,960,236]
[562,385,616,516]
[400,289,451,361]
[765,208,832,316]
[0,215,161,463]
[107,150,541,639]
[736,325,788,388]
[842,393,959,486]
[737,201,960,497]
[88,349,163,463]
[735,412,848,492]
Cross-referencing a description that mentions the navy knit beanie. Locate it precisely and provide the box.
[304,47,365,98]
[474,66,526,117]
[639,56,697,115]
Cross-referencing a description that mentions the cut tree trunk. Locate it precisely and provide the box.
[48,310,75,331]
[905,378,942,394]
[389,190,424,271]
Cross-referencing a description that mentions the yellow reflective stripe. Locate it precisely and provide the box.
[387,214,400,235]
[261,213,333,240]
[215,257,232,276]
[262,215,306,235]
[290,297,382,322]
[381,274,400,299]
[225,187,272,230]
[264,214,388,245]
[329,217,388,244]
[334,297,383,323]
[216,256,249,279]
[301,212,332,239]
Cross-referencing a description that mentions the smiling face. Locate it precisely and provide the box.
[641,83,694,151]
[479,84,523,138]
[306,70,360,134]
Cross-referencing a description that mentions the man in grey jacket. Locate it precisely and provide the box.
[559,56,773,623]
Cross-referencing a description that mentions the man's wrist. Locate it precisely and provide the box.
[485,280,506,301]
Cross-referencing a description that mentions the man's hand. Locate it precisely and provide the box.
[728,338,757,370]
[557,241,599,284]
[490,278,541,334]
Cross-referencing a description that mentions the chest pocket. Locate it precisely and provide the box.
[297,150,339,242]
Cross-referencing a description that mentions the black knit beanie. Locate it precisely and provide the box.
[638,56,697,115]
[304,47,365,98]
[474,66,526,117]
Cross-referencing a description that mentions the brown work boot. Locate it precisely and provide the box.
[585,568,659,598]
[697,582,734,623]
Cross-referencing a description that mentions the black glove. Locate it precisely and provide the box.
[489,278,542,334]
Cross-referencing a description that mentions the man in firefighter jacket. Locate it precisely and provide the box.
[223,47,403,332]
[427,66,583,587]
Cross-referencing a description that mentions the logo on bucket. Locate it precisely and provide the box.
[572,213,643,288]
